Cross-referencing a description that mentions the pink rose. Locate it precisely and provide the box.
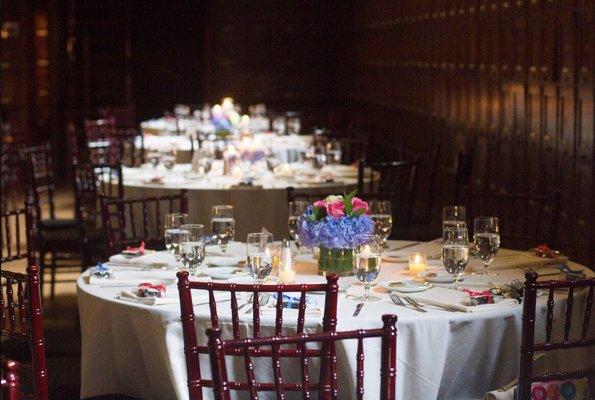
[326,199,345,218]
[351,197,369,214]
[313,200,327,209]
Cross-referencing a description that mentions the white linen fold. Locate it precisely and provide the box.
[117,290,231,306]
[108,251,177,267]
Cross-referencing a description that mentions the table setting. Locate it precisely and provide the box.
[77,194,593,400]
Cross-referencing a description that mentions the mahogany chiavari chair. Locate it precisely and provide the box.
[73,158,124,267]
[1,358,21,400]
[518,272,595,400]
[207,314,398,400]
[465,189,562,251]
[19,143,82,297]
[357,158,419,238]
[177,271,341,400]
[0,267,49,400]
[84,117,117,142]
[100,189,188,255]
[0,204,48,400]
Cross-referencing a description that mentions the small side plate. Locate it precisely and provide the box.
[380,280,433,293]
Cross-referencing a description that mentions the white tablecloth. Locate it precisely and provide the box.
[77,241,595,399]
[118,163,359,240]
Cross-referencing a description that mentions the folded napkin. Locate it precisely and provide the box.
[88,269,177,285]
[260,293,320,316]
[108,251,177,268]
[407,286,518,313]
[117,290,231,306]
[488,253,562,271]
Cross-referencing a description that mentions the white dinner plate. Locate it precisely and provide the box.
[205,256,243,267]
[202,267,247,280]
[418,271,465,284]
[380,280,433,293]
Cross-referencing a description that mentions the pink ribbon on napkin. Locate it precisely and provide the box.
[126,241,146,255]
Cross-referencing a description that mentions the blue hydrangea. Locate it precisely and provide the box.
[299,214,374,249]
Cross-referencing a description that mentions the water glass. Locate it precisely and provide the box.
[246,232,274,284]
[442,206,467,232]
[352,235,382,302]
[148,152,161,168]
[164,213,188,263]
[369,200,392,247]
[211,205,235,253]
[179,224,206,275]
[288,201,308,251]
[473,217,500,275]
[442,227,469,289]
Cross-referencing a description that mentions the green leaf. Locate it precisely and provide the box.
[343,189,358,215]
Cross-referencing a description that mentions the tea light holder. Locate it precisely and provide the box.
[278,240,296,283]
[408,253,428,277]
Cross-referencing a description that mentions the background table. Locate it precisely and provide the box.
[77,241,595,400]
[119,163,359,240]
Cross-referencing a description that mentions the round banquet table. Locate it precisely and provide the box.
[118,162,360,240]
[77,240,594,400]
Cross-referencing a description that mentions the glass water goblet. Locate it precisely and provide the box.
[211,205,235,254]
[442,227,469,289]
[369,200,392,248]
[473,217,500,276]
[148,152,161,169]
[352,235,383,302]
[246,232,274,284]
[164,213,188,265]
[179,224,206,275]
[442,206,467,232]
[288,201,308,252]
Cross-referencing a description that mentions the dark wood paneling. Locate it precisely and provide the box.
[335,0,594,265]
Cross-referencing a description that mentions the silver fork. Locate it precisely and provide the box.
[389,293,426,313]
[403,296,428,313]
[237,294,254,311]
[244,293,271,314]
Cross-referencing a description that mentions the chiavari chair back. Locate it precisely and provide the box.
[19,143,59,222]
[206,314,397,400]
[100,189,188,255]
[84,117,117,142]
[73,159,123,266]
[465,189,562,250]
[177,271,341,400]
[518,272,595,400]
[0,266,48,400]
[1,203,36,267]
[1,358,21,400]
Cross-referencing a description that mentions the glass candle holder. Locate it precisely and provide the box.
[408,253,428,277]
[278,240,296,283]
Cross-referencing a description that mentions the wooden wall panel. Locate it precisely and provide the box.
[335,0,594,265]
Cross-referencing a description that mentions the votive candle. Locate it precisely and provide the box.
[408,253,427,277]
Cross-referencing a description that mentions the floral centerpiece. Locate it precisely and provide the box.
[299,191,374,276]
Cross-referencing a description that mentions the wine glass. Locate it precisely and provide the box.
[179,224,206,275]
[246,232,274,284]
[148,152,161,169]
[352,235,382,302]
[442,227,469,289]
[369,200,392,248]
[288,201,308,252]
[442,206,467,231]
[162,155,176,175]
[211,205,235,253]
[473,217,500,275]
[164,213,188,266]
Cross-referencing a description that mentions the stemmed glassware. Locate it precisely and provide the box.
[442,206,467,231]
[288,201,308,252]
[164,213,188,267]
[442,227,469,289]
[147,152,162,169]
[246,232,274,284]
[369,201,392,248]
[352,235,382,302]
[211,205,235,254]
[179,224,206,275]
[473,217,500,275]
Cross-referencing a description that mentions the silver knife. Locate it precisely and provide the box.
[353,303,364,316]
[387,242,420,252]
